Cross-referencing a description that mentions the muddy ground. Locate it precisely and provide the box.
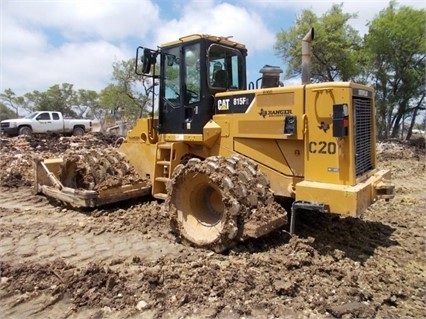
[0,134,425,319]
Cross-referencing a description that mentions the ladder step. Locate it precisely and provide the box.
[153,193,168,200]
[157,161,171,166]
[158,143,172,149]
[155,177,171,183]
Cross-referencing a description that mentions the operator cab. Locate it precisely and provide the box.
[137,35,247,135]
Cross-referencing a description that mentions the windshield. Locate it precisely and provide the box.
[24,112,39,119]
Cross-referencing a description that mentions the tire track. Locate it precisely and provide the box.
[0,187,180,267]
[0,187,56,212]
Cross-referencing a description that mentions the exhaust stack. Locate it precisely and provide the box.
[301,28,314,85]
[259,65,283,88]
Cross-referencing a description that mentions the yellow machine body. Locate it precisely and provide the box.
[35,33,394,251]
[119,81,393,217]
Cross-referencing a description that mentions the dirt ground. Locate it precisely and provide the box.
[0,134,425,319]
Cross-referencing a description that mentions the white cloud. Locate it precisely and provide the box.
[1,0,424,97]
[1,16,48,54]
[154,0,275,53]
[5,0,161,41]
[3,41,128,93]
[1,0,156,95]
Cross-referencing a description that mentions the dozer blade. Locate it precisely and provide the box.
[34,148,152,208]
[37,183,151,208]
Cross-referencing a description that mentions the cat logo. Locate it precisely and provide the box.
[217,98,230,110]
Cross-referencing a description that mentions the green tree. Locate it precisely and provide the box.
[108,59,154,121]
[365,1,426,140]
[0,102,17,121]
[21,90,45,113]
[98,84,135,129]
[0,89,25,116]
[274,3,362,82]
[20,84,99,119]
[76,89,99,118]
[21,83,79,117]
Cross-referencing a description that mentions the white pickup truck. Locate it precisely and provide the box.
[0,111,92,136]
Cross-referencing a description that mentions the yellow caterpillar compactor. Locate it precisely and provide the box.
[35,30,394,252]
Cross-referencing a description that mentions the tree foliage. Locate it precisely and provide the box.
[114,60,152,115]
[0,89,24,116]
[0,102,16,121]
[35,84,78,117]
[364,1,426,139]
[274,3,362,82]
[75,89,99,118]
[95,59,155,129]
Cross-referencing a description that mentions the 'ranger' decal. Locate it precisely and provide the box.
[259,109,293,118]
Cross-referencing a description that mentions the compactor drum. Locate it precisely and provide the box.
[35,30,394,252]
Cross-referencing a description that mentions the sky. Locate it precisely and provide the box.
[1,0,424,97]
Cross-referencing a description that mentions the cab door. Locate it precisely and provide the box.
[159,41,211,135]
[159,45,182,134]
[32,112,52,133]
[181,42,204,133]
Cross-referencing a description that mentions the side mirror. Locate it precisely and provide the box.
[142,48,153,74]
[135,47,158,75]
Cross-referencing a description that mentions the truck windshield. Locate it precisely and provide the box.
[25,112,39,119]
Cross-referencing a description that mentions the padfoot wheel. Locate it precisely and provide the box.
[166,158,239,252]
[166,155,287,252]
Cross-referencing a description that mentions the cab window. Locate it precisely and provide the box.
[184,43,200,104]
[208,44,244,90]
[163,47,181,106]
[36,112,51,120]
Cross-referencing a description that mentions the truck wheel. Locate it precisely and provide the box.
[19,126,32,136]
[72,127,85,136]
